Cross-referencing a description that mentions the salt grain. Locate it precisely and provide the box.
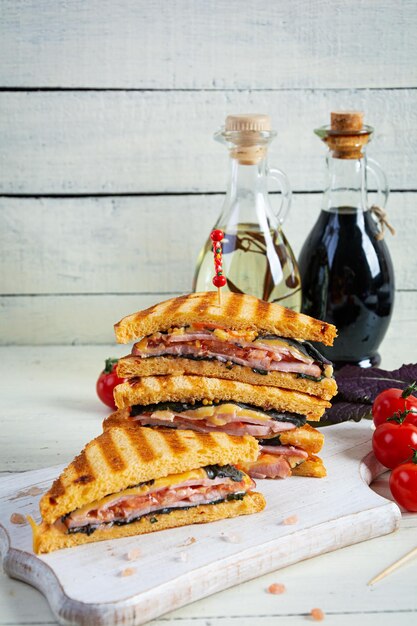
[179,536,196,547]
[267,583,286,595]
[282,515,298,525]
[125,548,141,561]
[119,567,136,577]
[177,552,188,562]
[220,532,241,543]
[10,513,27,525]
[310,607,325,621]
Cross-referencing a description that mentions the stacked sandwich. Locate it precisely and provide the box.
[108,292,337,479]
[29,291,337,554]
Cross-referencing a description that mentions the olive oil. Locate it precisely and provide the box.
[192,114,301,310]
[193,223,301,309]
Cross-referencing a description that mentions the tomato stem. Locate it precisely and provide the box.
[387,409,413,424]
[104,358,119,374]
[402,381,417,399]
[410,448,417,465]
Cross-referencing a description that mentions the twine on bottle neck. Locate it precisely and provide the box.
[370,205,396,241]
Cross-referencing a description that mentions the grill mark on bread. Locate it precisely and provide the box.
[48,478,65,505]
[163,295,190,319]
[124,427,158,462]
[191,292,217,317]
[72,452,94,485]
[97,431,126,472]
[223,293,243,321]
[164,430,189,456]
[194,430,220,452]
[254,297,269,325]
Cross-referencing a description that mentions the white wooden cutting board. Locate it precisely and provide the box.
[0,421,400,626]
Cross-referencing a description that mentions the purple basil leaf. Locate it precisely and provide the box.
[319,401,373,426]
[335,363,417,404]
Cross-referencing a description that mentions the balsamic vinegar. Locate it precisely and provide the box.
[299,207,394,367]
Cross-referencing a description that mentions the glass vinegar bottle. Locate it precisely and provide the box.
[298,111,395,368]
[193,114,301,309]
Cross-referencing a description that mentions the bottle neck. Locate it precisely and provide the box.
[322,154,368,212]
[226,155,269,206]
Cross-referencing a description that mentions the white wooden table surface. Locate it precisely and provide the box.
[1,337,417,626]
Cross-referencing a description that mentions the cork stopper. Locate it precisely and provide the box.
[323,110,371,159]
[225,114,271,133]
[331,111,364,132]
[222,114,273,165]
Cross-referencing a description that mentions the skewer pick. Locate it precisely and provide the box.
[367,545,417,585]
[210,229,226,306]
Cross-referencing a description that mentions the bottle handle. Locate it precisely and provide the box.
[366,157,389,209]
[267,166,292,225]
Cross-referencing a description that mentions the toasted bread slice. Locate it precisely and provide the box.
[114,292,337,346]
[117,355,337,401]
[29,492,265,554]
[39,426,259,525]
[103,410,325,454]
[277,423,324,454]
[291,454,327,478]
[113,376,330,421]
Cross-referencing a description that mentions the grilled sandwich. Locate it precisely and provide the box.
[114,292,337,400]
[108,376,327,479]
[29,426,264,554]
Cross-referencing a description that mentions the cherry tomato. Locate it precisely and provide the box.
[389,451,417,512]
[372,382,417,427]
[96,358,125,410]
[372,422,417,469]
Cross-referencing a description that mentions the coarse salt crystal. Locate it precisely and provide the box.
[126,548,141,561]
[10,513,27,525]
[282,515,298,525]
[220,532,241,543]
[177,552,188,562]
[267,583,286,595]
[310,608,325,621]
[179,536,196,547]
[119,567,136,577]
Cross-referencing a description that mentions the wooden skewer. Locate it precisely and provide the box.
[367,545,417,585]
[217,287,221,306]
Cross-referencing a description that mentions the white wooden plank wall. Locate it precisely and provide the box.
[0,0,416,345]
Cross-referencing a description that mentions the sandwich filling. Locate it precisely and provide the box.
[132,324,333,380]
[127,401,313,480]
[130,400,306,438]
[57,465,254,536]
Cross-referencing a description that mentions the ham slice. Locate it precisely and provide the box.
[260,444,308,459]
[242,446,308,479]
[242,454,292,479]
[132,327,326,378]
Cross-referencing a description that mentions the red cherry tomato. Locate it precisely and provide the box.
[96,358,125,410]
[372,422,417,469]
[372,383,417,427]
[390,451,417,512]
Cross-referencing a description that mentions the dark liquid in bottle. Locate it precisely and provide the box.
[298,207,395,368]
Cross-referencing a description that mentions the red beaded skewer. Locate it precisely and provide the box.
[210,229,226,305]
